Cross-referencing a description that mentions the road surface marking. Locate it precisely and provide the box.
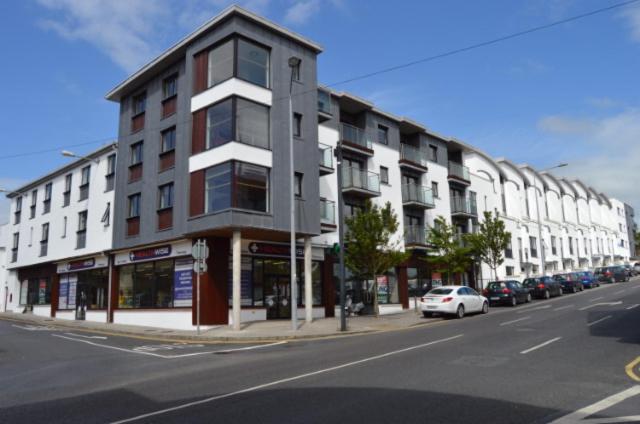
[51,334,286,359]
[625,357,640,382]
[520,337,562,354]
[625,304,639,310]
[613,289,627,295]
[108,334,464,424]
[12,324,54,331]
[587,315,612,327]
[554,305,574,311]
[500,317,530,326]
[548,385,640,423]
[64,332,107,340]
[579,301,622,311]
[589,296,604,302]
[517,304,551,314]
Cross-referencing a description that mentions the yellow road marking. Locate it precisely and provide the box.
[626,356,640,382]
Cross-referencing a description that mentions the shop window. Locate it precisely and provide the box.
[21,278,51,305]
[118,259,182,308]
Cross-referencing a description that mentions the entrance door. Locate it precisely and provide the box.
[264,276,291,319]
[75,284,87,320]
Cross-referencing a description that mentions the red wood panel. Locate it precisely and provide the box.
[193,50,208,95]
[126,217,140,237]
[129,164,143,182]
[162,96,177,119]
[159,150,175,172]
[157,208,173,231]
[189,170,205,217]
[191,109,206,155]
[397,264,409,309]
[193,237,229,325]
[131,113,145,133]
[50,273,60,317]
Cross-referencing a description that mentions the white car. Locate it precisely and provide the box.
[420,285,489,319]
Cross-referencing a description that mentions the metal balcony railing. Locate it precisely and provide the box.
[340,123,372,150]
[319,144,333,169]
[401,184,435,208]
[400,144,428,168]
[405,225,429,245]
[448,161,470,181]
[342,167,380,193]
[320,199,336,225]
[450,196,477,216]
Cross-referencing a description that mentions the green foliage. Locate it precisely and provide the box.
[467,211,512,281]
[424,216,474,284]
[344,200,410,316]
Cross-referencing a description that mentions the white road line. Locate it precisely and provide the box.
[108,334,464,424]
[52,334,286,359]
[12,324,53,331]
[64,332,108,340]
[579,301,622,311]
[520,337,562,354]
[585,415,640,424]
[548,385,640,423]
[626,304,639,310]
[614,289,627,295]
[589,296,604,302]
[500,317,530,326]
[587,315,612,327]
[554,305,574,311]
[516,304,550,314]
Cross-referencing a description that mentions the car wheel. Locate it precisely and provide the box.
[482,302,489,314]
[422,311,432,318]
[544,290,550,300]
[510,296,517,307]
[456,304,465,319]
[526,293,532,303]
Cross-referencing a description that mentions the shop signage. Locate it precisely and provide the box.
[247,242,304,258]
[59,280,69,310]
[57,256,108,274]
[67,258,95,271]
[129,245,172,262]
[68,274,77,309]
[173,259,193,307]
[38,279,47,305]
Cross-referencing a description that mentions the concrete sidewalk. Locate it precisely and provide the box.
[0,309,436,342]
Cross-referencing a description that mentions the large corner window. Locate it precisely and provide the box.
[206,97,269,150]
[206,37,270,89]
[205,161,269,214]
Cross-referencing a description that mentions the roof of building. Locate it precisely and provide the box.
[495,158,531,186]
[539,171,565,195]
[517,164,549,190]
[105,5,323,101]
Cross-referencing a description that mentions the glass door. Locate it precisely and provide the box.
[264,275,291,319]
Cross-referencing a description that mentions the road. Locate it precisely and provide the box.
[1,278,639,424]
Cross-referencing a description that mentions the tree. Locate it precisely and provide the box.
[467,211,512,282]
[344,200,410,316]
[424,216,473,285]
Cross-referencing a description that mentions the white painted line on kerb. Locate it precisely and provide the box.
[587,315,612,327]
[626,304,639,310]
[64,332,108,340]
[548,385,640,423]
[554,304,574,311]
[520,337,562,354]
[517,304,550,314]
[500,317,530,326]
[589,296,604,302]
[109,334,464,424]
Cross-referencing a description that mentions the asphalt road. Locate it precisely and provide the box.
[1,277,640,424]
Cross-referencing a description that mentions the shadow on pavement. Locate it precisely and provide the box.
[587,308,640,345]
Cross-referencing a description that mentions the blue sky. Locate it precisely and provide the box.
[1,0,639,223]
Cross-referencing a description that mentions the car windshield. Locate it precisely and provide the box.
[487,282,506,290]
[539,277,553,283]
[428,288,453,295]
[553,274,567,280]
[523,279,536,286]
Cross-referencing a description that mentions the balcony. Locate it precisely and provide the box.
[319,144,334,175]
[320,199,336,232]
[399,144,428,172]
[342,167,380,198]
[404,225,430,248]
[450,196,477,217]
[318,89,332,123]
[339,123,373,156]
[448,161,471,185]
[402,184,435,209]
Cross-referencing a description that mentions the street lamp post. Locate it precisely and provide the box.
[288,56,301,331]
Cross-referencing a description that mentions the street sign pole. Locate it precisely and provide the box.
[192,239,209,336]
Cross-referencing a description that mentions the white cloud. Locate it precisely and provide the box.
[586,97,621,109]
[284,0,322,25]
[537,115,595,135]
[621,4,640,43]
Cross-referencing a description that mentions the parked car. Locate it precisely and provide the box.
[483,281,531,307]
[522,276,563,299]
[573,271,600,289]
[622,265,634,278]
[420,286,489,319]
[595,266,629,283]
[634,263,640,275]
[552,273,584,293]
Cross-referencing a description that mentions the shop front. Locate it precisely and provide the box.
[17,263,58,318]
[55,256,110,323]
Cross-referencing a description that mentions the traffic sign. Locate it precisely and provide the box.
[191,240,209,260]
[193,261,207,274]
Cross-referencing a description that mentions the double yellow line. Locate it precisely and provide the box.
[626,356,640,382]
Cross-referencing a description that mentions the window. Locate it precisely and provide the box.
[77,210,87,249]
[130,142,143,165]
[43,183,52,214]
[530,236,538,258]
[206,98,233,148]
[380,166,389,184]
[431,181,439,198]
[128,194,141,218]
[161,127,176,152]
[63,174,72,206]
[506,266,515,276]
[14,196,22,224]
[291,59,301,81]
[118,260,178,308]
[569,237,574,255]
[293,113,302,138]
[133,92,146,115]
[158,184,174,209]
[79,166,90,201]
[551,236,557,255]
[11,232,18,262]
[30,189,37,219]
[429,145,438,162]
[206,97,269,150]
[377,125,388,145]
[205,161,269,214]
[162,74,177,99]
[294,173,303,198]
[40,223,49,257]
[208,39,234,87]
[62,216,67,238]
[105,154,116,192]
[505,238,513,258]
[237,38,269,88]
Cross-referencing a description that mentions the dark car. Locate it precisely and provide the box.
[483,281,532,307]
[573,271,599,289]
[622,265,634,278]
[523,276,563,299]
[595,266,629,283]
[552,273,584,293]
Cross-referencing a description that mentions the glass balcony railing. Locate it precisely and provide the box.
[320,199,336,225]
[340,123,372,150]
[342,167,380,193]
[318,89,332,115]
[448,161,470,182]
[405,225,429,245]
[450,196,477,216]
[401,184,435,207]
[319,144,333,169]
[400,144,428,168]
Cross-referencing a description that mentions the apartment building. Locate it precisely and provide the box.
[624,203,638,258]
[2,144,116,321]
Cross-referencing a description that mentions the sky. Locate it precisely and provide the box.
[0,0,639,225]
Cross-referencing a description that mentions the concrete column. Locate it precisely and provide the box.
[232,230,241,331]
[304,236,313,323]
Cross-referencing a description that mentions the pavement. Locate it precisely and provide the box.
[1,276,639,423]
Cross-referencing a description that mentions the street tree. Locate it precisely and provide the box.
[466,211,512,282]
[344,200,410,316]
[425,216,473,285]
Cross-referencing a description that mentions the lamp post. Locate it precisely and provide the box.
[61,150,100,164]
[288,56,301,331]
[534,163,568,275]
